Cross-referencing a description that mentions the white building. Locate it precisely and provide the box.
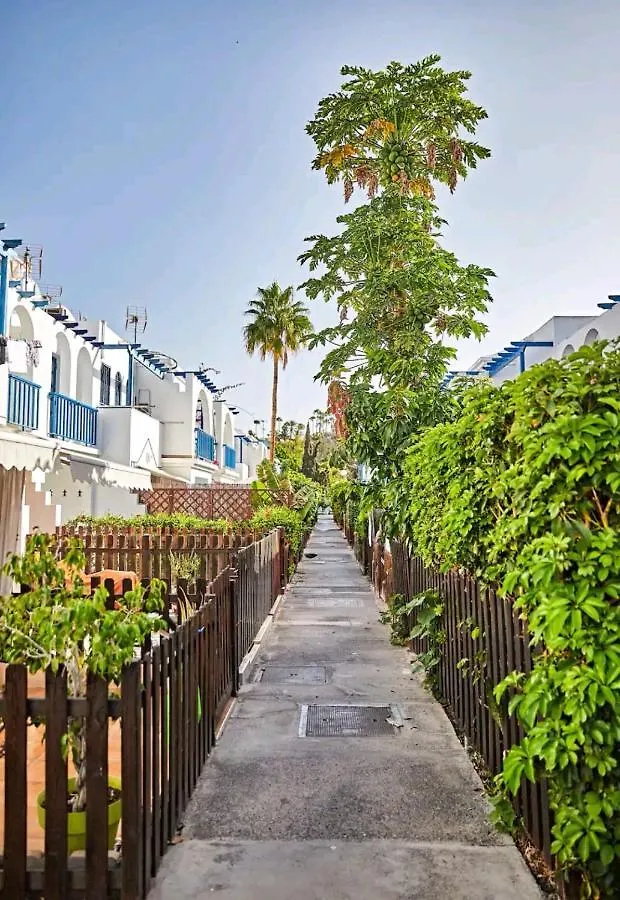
[0,232,266,586]
[445,295,620,388]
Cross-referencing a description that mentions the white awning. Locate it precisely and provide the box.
[100,463,152,491]
[68,457,103,484]
[62,454,152,491]
[0,431,58,473]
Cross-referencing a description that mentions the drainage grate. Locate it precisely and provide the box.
[305,596,364,609]
[299,704,401,737]
[258,666,327,684]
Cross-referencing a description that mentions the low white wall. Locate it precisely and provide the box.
[98,406,162,469]
[91,484,144,517]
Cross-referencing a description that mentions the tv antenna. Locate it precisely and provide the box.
[213,381,244,400]
[38,284,63,303]
[125,306,147,344]
[16,244,43,289]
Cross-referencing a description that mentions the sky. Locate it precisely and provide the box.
[2,0,620,432]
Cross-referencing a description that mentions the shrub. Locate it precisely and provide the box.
[248,506,306,557]
[402,342,620,897]
[66,513,234,532]
[0,535,166,812]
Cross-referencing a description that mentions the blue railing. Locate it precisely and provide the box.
[49,392,98,446]
[194,427,215,461]
[224,444,236,469]
[7,373,40,431]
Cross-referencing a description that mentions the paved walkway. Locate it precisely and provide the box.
[149,516,540,899]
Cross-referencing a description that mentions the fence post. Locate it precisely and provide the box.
[86,673,110,899]
[121,661,143,900]
[277,527,285,595]
[45,667,69,900]
[3,665,27,899]
[229,571,239,696]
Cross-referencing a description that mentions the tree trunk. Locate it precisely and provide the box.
[269,356,279,463]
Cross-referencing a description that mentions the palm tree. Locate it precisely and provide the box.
[243,282,313,462]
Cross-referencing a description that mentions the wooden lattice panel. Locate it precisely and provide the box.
[136,487,291,521]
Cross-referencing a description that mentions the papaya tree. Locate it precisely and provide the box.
[301,56,494,537]
[307,57,490,202]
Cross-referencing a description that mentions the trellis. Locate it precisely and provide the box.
[136,487,292,521]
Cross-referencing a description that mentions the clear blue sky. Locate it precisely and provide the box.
[2,0,619,431]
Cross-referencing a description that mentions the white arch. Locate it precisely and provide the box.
[583,328,599,346]
[223,410,234,448]
[55,332,72,395]
[76,347,93,405]
[196,389,214,434]
[8,306,35,379]
[562,343,575,358]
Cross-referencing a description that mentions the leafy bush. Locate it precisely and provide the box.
[248,506,306,557]
[250,460,322,526]
[402,342,620,897]
[67,513,235,532]
[329,477,353,523]
[329,478,367,538]
[0,535,166,812]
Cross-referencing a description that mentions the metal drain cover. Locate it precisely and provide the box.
[304,596,364,608]
[258,666,327,684]
[299,704,401,737]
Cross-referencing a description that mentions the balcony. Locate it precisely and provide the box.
[194,427,215,462]
[7,374,40,431]
[49,392,98,447]
[224,444,236,470]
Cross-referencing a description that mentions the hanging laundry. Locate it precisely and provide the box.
[26,340,42,368]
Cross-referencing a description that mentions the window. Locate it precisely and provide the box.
[100,364,111,406]
[50,354,59,394]
[114,372,123,406]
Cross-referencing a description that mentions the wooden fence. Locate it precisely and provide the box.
[56,527,261,584]
[340,519,553,871]
[0,529,287,899]
[135,486,293,521]
[390,545,552,865]
[236,531,281,664]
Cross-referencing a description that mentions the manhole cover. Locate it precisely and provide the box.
[322,586,370,593]
[258,666,327,684]
[305,596,364,608]
[299,704,401,737]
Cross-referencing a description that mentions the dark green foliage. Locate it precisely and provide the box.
[404,343,620,897]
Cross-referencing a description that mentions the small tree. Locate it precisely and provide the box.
[301,423,317,480]
[243,282,313,462]
[0,534,166,812]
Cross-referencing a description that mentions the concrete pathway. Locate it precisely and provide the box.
[149,516,541,900]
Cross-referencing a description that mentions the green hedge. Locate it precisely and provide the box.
[66,513,235,532]
[247,506,306,557]
[67,507,307,560]
[403,342,620,897]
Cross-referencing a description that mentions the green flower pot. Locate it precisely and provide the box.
[37,775,122,855]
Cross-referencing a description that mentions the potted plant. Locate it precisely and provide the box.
[169,551,201,624]
[0,533,166,853]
